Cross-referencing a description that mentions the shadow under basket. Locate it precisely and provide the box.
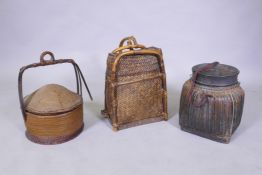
[18,51,92,144]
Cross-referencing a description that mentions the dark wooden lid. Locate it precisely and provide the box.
[192,63,239,87]
[24,84,82,115]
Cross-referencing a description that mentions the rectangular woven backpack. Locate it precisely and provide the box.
[102,36,168,131]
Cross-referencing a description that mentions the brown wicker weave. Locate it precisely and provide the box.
[179,62,245,143]
[18,51,92,144]
[102,36,168,131]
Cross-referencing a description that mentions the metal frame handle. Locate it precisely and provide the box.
[18,51,93,122]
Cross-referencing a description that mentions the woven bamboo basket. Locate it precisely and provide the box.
[18,51,92,144]
[179,62,245,143]
[102,36,168,131]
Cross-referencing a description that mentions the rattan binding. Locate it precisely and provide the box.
[18,51,92,144]
[102,36,168,131]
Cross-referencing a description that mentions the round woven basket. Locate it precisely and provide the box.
[18,51,93,144]
[24,84,84,144]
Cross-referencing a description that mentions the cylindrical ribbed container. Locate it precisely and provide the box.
[179,62,245,143]
[18,51,93,144]
[24,84,84,144]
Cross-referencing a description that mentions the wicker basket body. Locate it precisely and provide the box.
[18,51,92,144]
[24,84,84,144]
[179,63,245,143]
[102,37,168,130]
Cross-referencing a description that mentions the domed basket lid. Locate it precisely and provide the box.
[24,84,82,115]
[192,63,240,87]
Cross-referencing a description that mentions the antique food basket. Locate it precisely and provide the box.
[102,36,168,131]
[18,51,92,144]
[179,62,245,143]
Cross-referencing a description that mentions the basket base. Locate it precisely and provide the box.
[113,116,166,131]
[25,124,84,145]
[181,126,231,144]
[101,109,109,118]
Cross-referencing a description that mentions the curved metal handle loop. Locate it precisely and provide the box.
[188,61,219,107]
[119,36,138,47]
[40,51,55,62]
[18,51,93,122]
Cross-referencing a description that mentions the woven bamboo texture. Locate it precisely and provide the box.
[26,105,83,144]
[102,36,168,131]
[18,51,92,144]
[179,80,245,143]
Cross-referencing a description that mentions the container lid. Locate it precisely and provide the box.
[192,63,239,87]
[24,84,82,115]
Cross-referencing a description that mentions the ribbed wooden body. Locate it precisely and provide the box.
[25,104,84,144]
[179,80,245,143]
[102,46,168,131]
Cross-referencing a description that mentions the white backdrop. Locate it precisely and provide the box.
[0,0,262,175]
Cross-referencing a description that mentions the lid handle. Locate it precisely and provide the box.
[119,36,138,47]
[113,36,145,53]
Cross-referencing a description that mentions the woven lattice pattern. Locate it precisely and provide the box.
[25,84,82,115]
[117,54,160,76]
[103,45,167,130]
[116,78,163,124]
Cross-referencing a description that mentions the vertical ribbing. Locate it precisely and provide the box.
[179,80,245,143]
